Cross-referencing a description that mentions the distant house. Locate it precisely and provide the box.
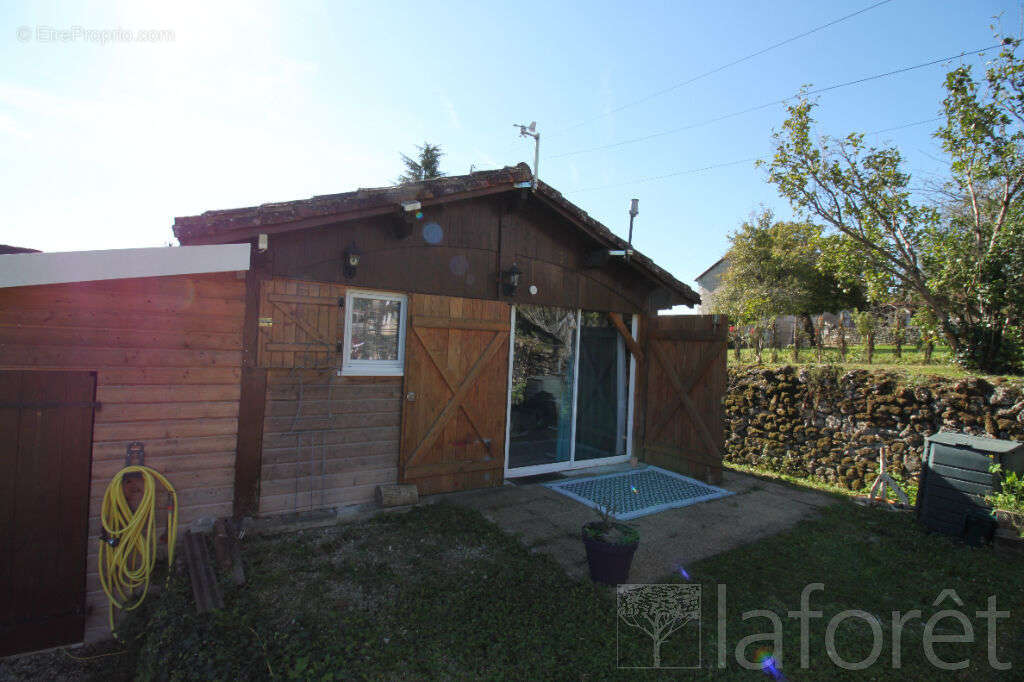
[694,256,728,314]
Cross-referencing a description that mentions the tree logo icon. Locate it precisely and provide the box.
[616,584,701,669]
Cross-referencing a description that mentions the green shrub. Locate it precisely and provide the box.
[987,463,1024,537]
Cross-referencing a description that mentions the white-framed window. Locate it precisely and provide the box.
[341,290,407,375]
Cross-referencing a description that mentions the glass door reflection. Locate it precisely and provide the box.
[507,305,578,469]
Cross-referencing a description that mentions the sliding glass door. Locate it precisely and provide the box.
[575,312,632,461]
[506,306,578,470]
[505,305,634,475]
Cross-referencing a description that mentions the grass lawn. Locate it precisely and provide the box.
[5,492,1023,680]
[726,343,1024,381]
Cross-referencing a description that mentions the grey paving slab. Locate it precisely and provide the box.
[439,468,837,584]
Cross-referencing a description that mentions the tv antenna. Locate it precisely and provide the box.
[514,121,539,189]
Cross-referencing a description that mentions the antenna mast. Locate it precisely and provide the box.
[514,122,540,189]
[627,198,638,263]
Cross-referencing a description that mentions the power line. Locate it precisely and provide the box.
[562,116,947,194]
[866,116,941,136]
[551,0,897,136]
[565,158,758,193]
[550,45,1001,160]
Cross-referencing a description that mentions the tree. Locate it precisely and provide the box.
[853,310,877,364]
[618,585,700,668]
[397,142,445,183]
[762,37,1024,372]
[913,307,940,364]
[709,209,865,343]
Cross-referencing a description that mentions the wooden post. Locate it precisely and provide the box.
[234,250,270,518]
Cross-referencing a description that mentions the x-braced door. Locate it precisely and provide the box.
[399,295,510,495]
[643,315,727,484]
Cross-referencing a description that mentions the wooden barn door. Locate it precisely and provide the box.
[643,316,727,484]
[399,295,510,495]
[0,371,96,656]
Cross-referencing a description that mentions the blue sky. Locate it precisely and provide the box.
[0,1,1018,299]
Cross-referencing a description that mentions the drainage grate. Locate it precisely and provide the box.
[545,466,733,520]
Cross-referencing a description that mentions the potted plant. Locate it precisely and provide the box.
[581,501,639,585]
[986,464,1024,543]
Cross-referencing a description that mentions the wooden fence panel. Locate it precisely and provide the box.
[642,315,727,483]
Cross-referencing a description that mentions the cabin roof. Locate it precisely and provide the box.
[172,163,699,305]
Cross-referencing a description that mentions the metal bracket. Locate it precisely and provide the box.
[124,440,145,466]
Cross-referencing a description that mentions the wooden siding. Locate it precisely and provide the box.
[258,370,400,515]
[0,272,246,644]
[265,195,659,314]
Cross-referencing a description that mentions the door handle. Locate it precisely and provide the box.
[406,392,416,401]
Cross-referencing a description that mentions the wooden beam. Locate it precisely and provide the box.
[410,315,510,332]
[607,312,644,363]
[404,458,501,478]
[235,259,270,518]
[233,366,266,518]
[266,293,340,306]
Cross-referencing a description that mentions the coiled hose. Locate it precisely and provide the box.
[98,465,178,634]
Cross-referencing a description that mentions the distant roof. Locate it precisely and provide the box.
[173,163,699,306]
[0,244,40,255]
[0,244,250,289]
[695,256,727,284]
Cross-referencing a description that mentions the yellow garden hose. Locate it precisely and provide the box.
[98,465,179,634]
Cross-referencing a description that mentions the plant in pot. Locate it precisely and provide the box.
[986,464,1024,539]
[581,500,639,585]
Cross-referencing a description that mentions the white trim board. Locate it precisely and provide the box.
[544,466,734,520]
[0,244,251,289]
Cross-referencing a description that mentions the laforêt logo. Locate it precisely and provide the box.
[616,583,701,669]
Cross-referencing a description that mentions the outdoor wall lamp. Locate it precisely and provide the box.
[502,263,521,296]
[343,243,361,279]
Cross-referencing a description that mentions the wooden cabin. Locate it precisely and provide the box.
[0,244,250,651]
[174,164,727,518]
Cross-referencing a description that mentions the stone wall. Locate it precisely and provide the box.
[724,366,1024,490]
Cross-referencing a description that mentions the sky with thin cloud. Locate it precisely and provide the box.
[0,1,1018,304]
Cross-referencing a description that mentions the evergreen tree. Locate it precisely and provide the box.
[398,142,445,183]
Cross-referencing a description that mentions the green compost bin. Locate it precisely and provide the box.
[916,432,1024,540]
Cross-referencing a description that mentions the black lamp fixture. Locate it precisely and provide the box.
[343,243,361,279]
[502,262,521,296]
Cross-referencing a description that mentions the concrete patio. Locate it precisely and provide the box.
[446,468,836,582]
